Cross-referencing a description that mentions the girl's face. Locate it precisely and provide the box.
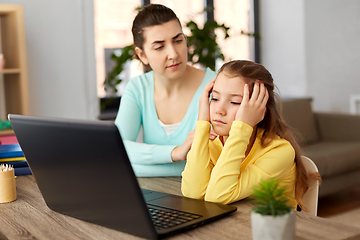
[210,72,247,137]
[135,19,188,80]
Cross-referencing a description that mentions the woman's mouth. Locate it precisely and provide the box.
[167,63,180,69]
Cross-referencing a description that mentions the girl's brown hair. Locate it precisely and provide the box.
[218,60,321,211]
[132,4,181,71]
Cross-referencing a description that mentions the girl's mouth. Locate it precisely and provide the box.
[212,119,226,125]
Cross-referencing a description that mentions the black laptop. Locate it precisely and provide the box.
[8,114,237,239]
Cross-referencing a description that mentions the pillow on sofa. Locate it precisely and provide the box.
[281,98,319,145]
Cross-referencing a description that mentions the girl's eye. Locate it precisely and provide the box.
[155,46,163,50]
[175,39,183,43]
[231,102,241,105]
[211,97,218,102]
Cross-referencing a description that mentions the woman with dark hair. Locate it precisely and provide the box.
[182,60,321,211]
[114,4,217,177]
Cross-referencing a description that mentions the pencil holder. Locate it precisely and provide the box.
[0,168,17,203]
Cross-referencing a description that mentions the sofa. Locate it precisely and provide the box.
[281,98,360,198]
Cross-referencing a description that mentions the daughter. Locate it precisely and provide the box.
[181,60,311,210]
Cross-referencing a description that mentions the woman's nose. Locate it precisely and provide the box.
[167,44,178,60]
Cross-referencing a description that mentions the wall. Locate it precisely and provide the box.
[260,0,307,98]
[304,0,360,112]
[0,0,98,120]
[260,0,360,113]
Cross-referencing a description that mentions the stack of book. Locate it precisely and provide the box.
[0,143,31,176]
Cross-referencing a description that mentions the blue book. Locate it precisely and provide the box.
[0,144,24,159]
[0,160,28,168]
[14,166,32,176]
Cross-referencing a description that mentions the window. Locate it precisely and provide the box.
[214,0,252,64]
[94,0,140,97]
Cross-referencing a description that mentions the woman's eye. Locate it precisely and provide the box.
[155,46,163,50]
[211,97,218,102]
[175,39,183,43]
[231,102,241,105]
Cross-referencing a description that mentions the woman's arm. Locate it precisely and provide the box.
[115,83,177,165]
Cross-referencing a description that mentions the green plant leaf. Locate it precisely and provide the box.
[186,20,230,71]
[103,44,134,94]
[251,178,292,217]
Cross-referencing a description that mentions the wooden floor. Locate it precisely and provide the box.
[318,186,360,218]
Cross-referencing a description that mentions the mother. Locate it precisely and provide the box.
[115,4,216,177]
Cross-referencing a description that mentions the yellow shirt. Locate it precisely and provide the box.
[181,121,297,208]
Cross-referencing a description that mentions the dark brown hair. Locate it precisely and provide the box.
[132,4,181,72]
[218,60,321,211]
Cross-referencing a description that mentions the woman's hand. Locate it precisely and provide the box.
[171,130,195,162]
[198,78,216,122]
[235,81,269,128]
[209,128,218,141]
[171,127,217,162]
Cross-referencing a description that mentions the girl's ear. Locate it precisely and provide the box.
[135,47,149,65]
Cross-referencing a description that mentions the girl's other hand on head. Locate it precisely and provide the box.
[235,81,269,128]
[198,78,216,122]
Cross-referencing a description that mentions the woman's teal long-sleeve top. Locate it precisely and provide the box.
[114,69,216,177]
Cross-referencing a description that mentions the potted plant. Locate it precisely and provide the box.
[186,20,229,71]
[103,45,134,96]
[251,178,295,240]
[101,45,134,112]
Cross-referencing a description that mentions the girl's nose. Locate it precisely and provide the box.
[215,103,226,116]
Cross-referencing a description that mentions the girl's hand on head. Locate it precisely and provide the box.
[198,78,216,122]
[235,81,269,128]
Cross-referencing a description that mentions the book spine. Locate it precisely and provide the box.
[0,152,24,159]
[0,160,28,168]
[0,157,26,162]
[14,167,32,176]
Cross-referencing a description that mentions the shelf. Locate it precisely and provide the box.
[0,68,21,74]
[0,4,29,120]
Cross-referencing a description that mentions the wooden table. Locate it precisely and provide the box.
[0,175,359,240]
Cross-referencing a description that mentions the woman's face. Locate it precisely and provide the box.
[210,72,247,136]
[135,19,188,80]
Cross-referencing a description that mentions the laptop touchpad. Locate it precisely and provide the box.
[147,196,210,215]
[143,191,170,201]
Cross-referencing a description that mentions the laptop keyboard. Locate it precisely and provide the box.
[147,204,202,230]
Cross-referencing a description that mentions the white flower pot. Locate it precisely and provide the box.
[251,210,295,240]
